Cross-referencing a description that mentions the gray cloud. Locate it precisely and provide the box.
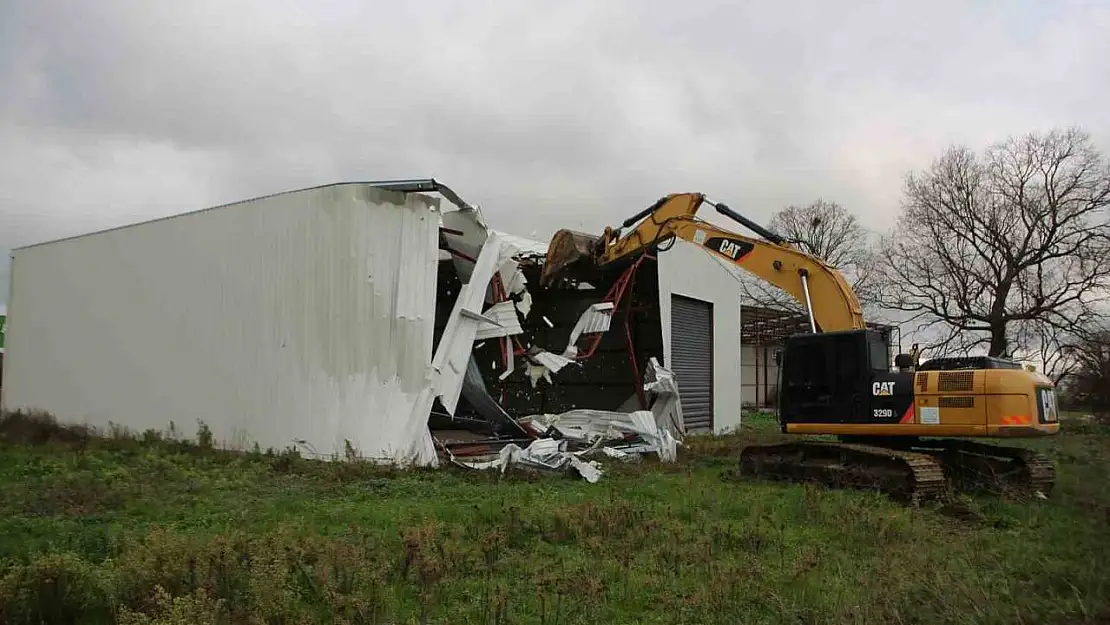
[3,0,1109,305]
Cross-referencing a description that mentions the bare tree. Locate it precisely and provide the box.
[1057,325,1110,419]
[739,199,878,313]
[1017,320,1081,385]
[876,127,1110,358]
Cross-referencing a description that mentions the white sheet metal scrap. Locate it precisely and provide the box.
[561,302,615,358]
[432,231,513,414]
[451,358,685,482]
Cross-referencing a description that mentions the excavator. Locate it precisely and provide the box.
[539,192,1060,503]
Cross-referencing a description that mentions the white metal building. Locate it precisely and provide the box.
[655,240,743,434]
[1,181,748,463]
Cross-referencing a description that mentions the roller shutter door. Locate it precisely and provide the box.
[670,294,713,434]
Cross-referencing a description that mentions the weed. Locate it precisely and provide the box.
[0,409,1107,623]
[0,409,91,446]
[117,586,224,625]
[195,421,213,450]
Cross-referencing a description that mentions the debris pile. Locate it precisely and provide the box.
[445,358,682,482]
[428,196,685,481]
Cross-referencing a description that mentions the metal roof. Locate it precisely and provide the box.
[13,178,474,252]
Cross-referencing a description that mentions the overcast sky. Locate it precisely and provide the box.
[2,0,1109,306]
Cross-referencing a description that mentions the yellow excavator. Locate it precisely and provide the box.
[540,192,1059,502]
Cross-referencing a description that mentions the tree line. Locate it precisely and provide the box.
[739,126,1110,416]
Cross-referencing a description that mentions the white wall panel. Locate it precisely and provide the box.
[657,240,744,433]
[2,183,442,464]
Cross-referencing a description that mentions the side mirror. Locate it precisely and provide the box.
[773,350,783,366]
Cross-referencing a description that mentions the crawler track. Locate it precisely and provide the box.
[739,438,1056,502]
[898,439,1056,497]
[738,441,948,505]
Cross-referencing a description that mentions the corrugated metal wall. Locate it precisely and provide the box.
[1,183,442,463]
[670,294,714,433]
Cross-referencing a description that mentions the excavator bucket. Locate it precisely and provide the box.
[539,228,603,286]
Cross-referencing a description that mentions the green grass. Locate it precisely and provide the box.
[0,411,1108,624]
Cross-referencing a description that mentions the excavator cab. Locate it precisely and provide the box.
[778,329,913,429]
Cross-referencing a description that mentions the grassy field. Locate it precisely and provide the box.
[0,411,1107,625]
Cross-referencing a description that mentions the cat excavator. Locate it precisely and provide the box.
[539,192,1059,502]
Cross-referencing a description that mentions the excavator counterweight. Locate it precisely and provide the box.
[539,192,1060,503]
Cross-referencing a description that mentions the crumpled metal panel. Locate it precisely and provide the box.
[488,229,550,257]
[474,301,524,341]
[644,357,685,441]
[562,302,615,357]
[460,354,521,431]
[431,232,507,415]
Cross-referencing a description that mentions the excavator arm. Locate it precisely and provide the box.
[541,192,866,333]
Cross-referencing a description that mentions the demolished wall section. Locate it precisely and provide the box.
[435,210,666,422]
[475,264,664,417]
[431,202,683,479]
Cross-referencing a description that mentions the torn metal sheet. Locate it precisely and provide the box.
[489,229,550,258]
[598,447,637,462]
[515,291,533,318]
[519,348,577,388]
[441,212,532,309]
[504,269,527,295]
[440,207,491,286]
[495,241,527,294]
[562,302,615,358]
[460,355,526,434]
[644,357,685,441]
[474,301,524,340]
[432,232,507,415]
[628,410,678,462]
[530,349,574,373]
[526,361,553,387]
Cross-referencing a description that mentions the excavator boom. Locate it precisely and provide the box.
[541,192,866,333]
